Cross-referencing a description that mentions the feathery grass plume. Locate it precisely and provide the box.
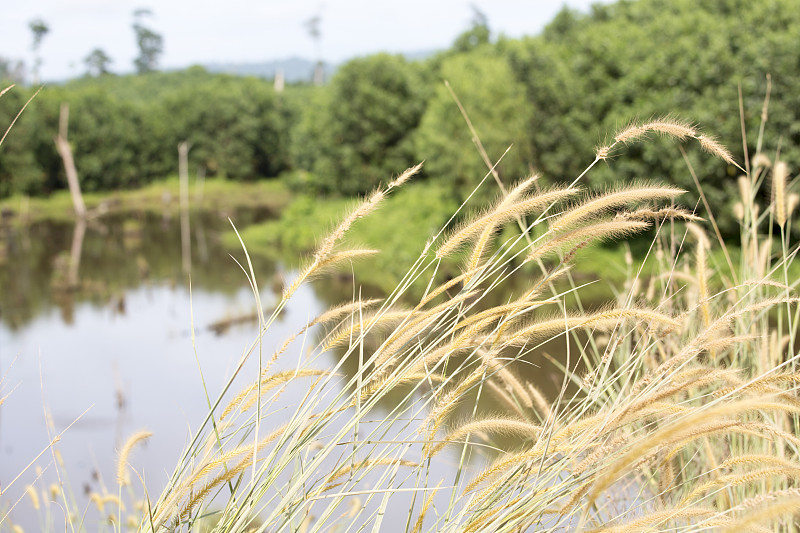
[402,316,497,377]
[262,298,382,375]
[167,424,288,524]
[614,117,698,145]
[321,308,413,351]
[618,207,702,222]
[317,459,419,494]
[606,367,741,430]
[117,430,152,486]
[428,416,543,457]
[359,371,444,402]
[587,397,800,505]
[772,160,788,227]
[283,165,419,300]
[697,134,736,165]
[386,161,423,188]
[465,175,541,272]
[733,202,745,220]
[314,248,379,273]
[738,175,752,206]
[526,382,552,420]
[719,495,800,533]
[731,488,800,511]
[187,424,288,484]
[741,421,800,449]
[481,352,535,410]
[90,492,106,514]
[550,184,685,232]
[719,454,800,471]
[485,379,527,418]
[787,192,800,220]
[436,186,579,258]
[572,434,630,477]
[98,493,125,510]
[448,297,556,339]
[414,269,478,309]
[525,219,651,263]
[462,443,579,496]
[681,467,800,505]
[313,298,383,329]
[411,482,442,533]
[24,485,39,510]
[587,507,717,533]
[752,153,772,169]
[372,289,481,366]
[220,369,330,420]
[503,307,680,345]
[687,222,712,327]
[421,364,487,439]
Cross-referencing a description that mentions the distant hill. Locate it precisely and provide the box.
[203,56,334,83]
[203,50,436,83]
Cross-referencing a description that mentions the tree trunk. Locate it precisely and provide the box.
[178,141,192,275]
[54,102,86,218]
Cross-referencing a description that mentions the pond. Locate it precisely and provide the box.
[0,210,578,530]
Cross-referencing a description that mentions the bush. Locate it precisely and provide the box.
[290,54,427,195]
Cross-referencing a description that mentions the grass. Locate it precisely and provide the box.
[136,108,797,530]
[0,177,292,225]
[3,91,800,531]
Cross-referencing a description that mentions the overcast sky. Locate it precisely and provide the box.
[1,0,600,81]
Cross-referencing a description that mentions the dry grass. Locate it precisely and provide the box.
[133,96,799,531]
[6,87,799,532]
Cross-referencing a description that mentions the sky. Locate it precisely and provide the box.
[1,0,599,82]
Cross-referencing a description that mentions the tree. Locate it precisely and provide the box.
[304,13,324,86]
[29,18,49,85]
[132,9,163,74]
[505,0,800,235]
[452,5,490,53]
[0,57,26,84]
[414,51,533,201]
[291,54,426,195]
[84,48,113,77]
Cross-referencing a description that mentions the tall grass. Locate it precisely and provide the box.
[2,81,799,531]
[135,103,799,531]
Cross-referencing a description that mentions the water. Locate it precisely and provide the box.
[0,211,304,529]
[0,211,577,530]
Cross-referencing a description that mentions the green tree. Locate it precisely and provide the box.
[505,0,800,233]
[84,48,113,77]
[291,54,427,195]
[304,14,324,86]
[162,76,288,180]
[414,50,533,201]
[29,18,49,84]
[452,6,490,53]
[132,9,163,74]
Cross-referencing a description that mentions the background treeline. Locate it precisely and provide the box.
[2,0,799,234]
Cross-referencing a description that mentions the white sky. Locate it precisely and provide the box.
[1,0,598,81]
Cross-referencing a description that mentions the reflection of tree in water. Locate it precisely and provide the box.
[0,209,277,330]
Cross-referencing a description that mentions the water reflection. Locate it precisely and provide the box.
[0,211,286,529]
[0,209,275,330]
[0,212,584,530]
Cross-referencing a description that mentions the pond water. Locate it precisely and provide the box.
[0,210,576,530]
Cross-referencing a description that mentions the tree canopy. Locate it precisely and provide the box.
[2,0,800,236]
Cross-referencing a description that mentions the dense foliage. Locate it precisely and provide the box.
[290,54,426,195]
[0,70,293,197]
[2,0,800,233]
